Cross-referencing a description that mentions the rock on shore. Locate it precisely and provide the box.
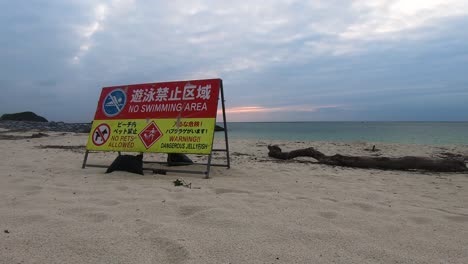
[1,111,48,122]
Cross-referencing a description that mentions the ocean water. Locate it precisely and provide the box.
[216,122,468,145]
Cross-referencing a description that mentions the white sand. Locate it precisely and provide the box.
[1,131,467,263]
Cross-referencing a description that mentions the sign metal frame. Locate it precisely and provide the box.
[82,80,230,178]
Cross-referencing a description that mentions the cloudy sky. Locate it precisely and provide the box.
[1,0,467,122]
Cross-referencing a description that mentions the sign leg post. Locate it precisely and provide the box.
[82,150,89,169]
[205,153,213,179]
[220,82,230,169]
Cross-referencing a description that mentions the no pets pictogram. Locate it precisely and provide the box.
[92,124,111,146]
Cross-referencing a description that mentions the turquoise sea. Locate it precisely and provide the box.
[216,122,468,145]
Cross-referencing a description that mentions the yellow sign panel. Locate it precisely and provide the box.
[86,118,215,154]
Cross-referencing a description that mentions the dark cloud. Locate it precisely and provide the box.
[0,1,467,121]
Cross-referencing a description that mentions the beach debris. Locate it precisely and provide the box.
[167,153,194,166]
[267,145,468,172]
[231,152,250,156]
[173,178,192,188]
[4,230,9,234]
[106,154,144,175]
[364,145,380,152]
[0,135,25,140]
[153,169,167,175]
[31,132,49,138]
[438,152,466,161]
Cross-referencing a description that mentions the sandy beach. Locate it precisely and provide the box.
[1,130,467,264]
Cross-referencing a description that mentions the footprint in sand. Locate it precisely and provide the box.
[12,214,47,225]
[116,186,129,191]
[408,216,431,224]
[98,200,120,206]
[350,202,374,212]
[319,211,338,219]
[179,207,242,229]
[63,207,110,223]
[321,197,338,203]
[445,215,468,223]
[178,205,210,217]
[22,185,43,195]
[9,178,25,184]
[82,212,110,223]
[214,188,250,195]
[150,237,190,264]
[135,219,163,236]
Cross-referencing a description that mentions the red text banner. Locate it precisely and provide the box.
[93,79,220,120]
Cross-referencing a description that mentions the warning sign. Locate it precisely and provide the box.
[92,124,111,146]
[86,79,221,154]
[139,121,163,149]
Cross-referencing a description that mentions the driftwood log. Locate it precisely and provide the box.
[267,145,467,172]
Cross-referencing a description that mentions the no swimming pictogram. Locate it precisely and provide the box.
[92,123,111,146]
[103,89,126,117]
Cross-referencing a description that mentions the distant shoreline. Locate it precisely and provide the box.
[0,120,91,133]
[2,120,467,145]
[218,121,468,145]
[221,121,468,123]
